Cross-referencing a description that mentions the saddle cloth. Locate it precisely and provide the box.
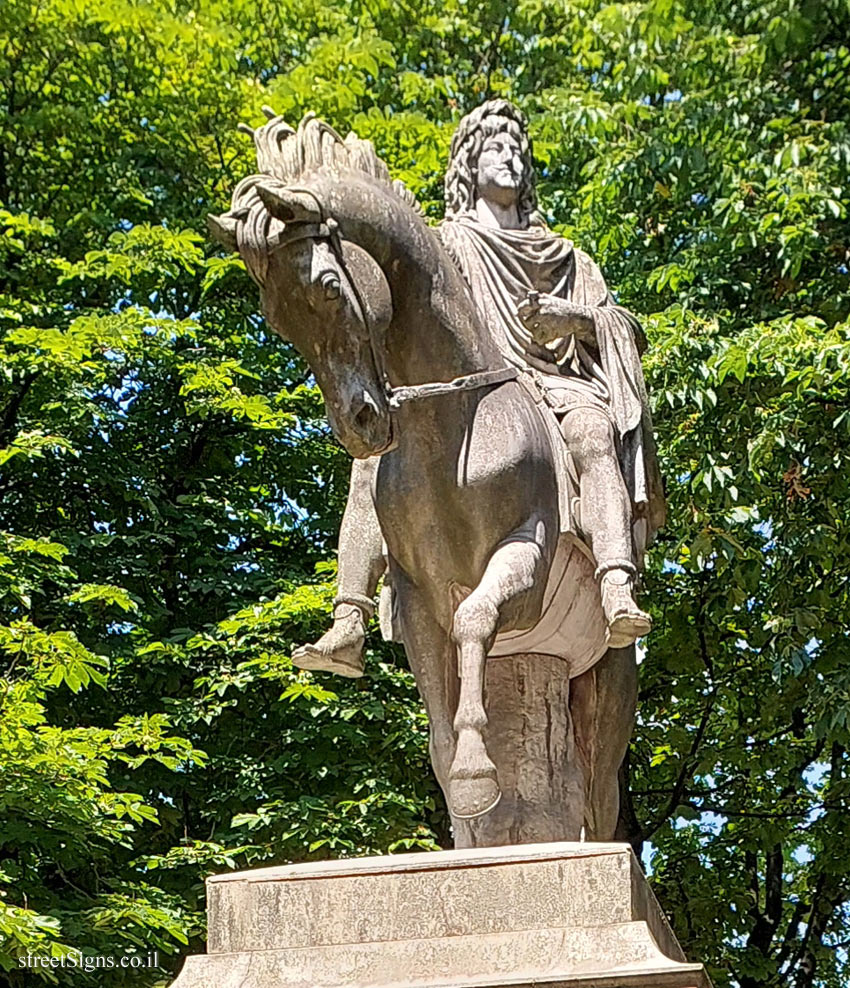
[487,373,608,676]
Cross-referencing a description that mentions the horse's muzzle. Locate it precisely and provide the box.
[341,389,395,458]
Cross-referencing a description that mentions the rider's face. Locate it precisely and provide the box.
[475,132,524,208]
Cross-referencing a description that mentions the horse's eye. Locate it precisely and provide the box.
[320,272,341,300]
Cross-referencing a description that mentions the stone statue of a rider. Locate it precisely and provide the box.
[293,99,665,678]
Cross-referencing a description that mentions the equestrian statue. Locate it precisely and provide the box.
[208,100,665,848]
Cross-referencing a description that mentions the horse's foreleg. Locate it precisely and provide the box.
[449,638,499,819]
[390,565,458,797]
[449,529,548,819]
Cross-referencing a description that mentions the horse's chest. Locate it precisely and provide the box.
[375,448,535,586]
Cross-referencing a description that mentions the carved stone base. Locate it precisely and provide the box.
[171,842,712,988]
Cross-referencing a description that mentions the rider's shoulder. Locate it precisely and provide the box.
[570,243,599,266]
[571,245,607,286]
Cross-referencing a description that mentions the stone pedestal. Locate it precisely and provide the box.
[172,842,712,988]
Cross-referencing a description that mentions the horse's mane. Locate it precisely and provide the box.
[212,112,421,285]
[250,112,418,205]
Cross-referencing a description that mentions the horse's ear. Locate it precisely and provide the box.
[256,183,321,224]
[207,213,239,252]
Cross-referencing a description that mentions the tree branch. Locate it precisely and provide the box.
[0,371,38,446]
[643,686,717,839]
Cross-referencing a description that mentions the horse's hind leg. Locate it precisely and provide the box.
[570,643,637,839]
[449,528,549,819]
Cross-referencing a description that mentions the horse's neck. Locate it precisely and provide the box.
[383,237,510,462]
[318,173,503,388]
[386,248,499,390]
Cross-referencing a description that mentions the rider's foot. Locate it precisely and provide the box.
[600,567,651,649]
[292,599,369,678]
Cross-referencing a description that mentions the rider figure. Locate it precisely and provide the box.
[293,100,665,677]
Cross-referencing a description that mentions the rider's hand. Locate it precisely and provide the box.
[517,292,592,344]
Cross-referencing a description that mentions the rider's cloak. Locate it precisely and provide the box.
[439,215,666,552]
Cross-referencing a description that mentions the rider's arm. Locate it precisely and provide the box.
[517,292,597,346]
[570,249,648,355]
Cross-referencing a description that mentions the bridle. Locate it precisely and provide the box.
[268,201,518,416]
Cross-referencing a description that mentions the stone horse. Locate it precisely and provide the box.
[209,111,636,847]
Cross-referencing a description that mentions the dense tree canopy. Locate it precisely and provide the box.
[1,1,848,986]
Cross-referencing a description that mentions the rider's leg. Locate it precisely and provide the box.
[559,407,651,648]
[292,456,385,677]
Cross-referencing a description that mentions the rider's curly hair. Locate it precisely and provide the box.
[444,99,538,224]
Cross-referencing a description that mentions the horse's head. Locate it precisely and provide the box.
[208,113,396,458]
[258,184,394,458]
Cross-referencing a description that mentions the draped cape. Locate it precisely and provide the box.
[440,216,666,549]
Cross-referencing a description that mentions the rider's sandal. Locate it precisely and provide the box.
[291,595,374,677]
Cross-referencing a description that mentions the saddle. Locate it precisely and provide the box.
[485,371,608,676]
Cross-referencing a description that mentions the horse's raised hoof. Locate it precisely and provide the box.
[292,641,364,678]
[449,727,501,818]
[291,627,365,679]
[449,776,502,819]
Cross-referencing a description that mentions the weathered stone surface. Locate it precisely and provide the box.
[209,103,665,841]
[171,842,712,988]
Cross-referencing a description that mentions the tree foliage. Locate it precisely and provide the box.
[1,1,848,986]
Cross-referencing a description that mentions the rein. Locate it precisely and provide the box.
[386,366,518,410]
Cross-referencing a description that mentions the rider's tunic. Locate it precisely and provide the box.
[439,216,665,551]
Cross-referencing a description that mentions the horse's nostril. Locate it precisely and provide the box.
[354,403,376,431]
[353,389,382,433]
[346,390,391,455]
